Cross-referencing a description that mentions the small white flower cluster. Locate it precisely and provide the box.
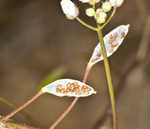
[60,0,124,22]
[85,1,112,24]
[60,0,124,20]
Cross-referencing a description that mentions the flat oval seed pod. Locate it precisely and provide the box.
[42,79,96,97]
[89,24,129,66]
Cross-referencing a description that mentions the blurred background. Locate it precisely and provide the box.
[0,0,150,129]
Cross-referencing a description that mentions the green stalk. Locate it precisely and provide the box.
[100,7,117,30]
[76,17,98,31]
[97,26,117,129]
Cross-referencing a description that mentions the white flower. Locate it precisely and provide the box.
[109,0,124,7]
[42,79,96,97]
[89,25,129,66]
[60,0,79,20]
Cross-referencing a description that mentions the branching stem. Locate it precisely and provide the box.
[100,7,117,30]
[76,17,98,31]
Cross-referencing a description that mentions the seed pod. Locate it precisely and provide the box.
[42,79,96,97]
[60,0,79,20]
[89,25,129,65]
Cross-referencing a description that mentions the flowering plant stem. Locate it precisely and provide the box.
[76,17,98,31]
[97,26,117,129]
[0,90,43,122]
[100,7,117,30]
[48,65,91,129]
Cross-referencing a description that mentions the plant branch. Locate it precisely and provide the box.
[76,17,98,31]
[97,26,117,129]
[0,90,43,122]
[0,97,33,124]
[92,12,150,129]
[100,7,117,30]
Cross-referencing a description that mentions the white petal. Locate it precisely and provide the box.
[89,25,129,65]
[109,0,124,7]
[109,0,116,6]
[42,79,96,97]
[60,0,79,20]
[79,0,90,3]
[79,0,100,4]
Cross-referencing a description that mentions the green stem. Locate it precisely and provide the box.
[100,7,117,30]
[97,26,117,129]
[76,17,98,31]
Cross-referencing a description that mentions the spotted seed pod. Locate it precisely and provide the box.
[42,79,96,97]
[89,25,129,66]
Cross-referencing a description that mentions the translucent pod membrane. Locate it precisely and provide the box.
[89,24,129,66]
[42,79,96,97]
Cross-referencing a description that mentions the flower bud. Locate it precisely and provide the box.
[89,0,100,5]
[60,0,79,20]
[109,0,124,7]
[95,9,107,24]
[102,1,112,12]
[85,8,95,17]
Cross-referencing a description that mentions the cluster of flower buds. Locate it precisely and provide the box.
[42,79,96,97]
[60,0,124,20]
[85,1,112,24]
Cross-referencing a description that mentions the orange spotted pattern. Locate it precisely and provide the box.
[109,33,119,54]
[56,82,92,96]
[121,32,126,39]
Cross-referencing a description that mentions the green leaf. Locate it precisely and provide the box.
[39,67,66,89]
